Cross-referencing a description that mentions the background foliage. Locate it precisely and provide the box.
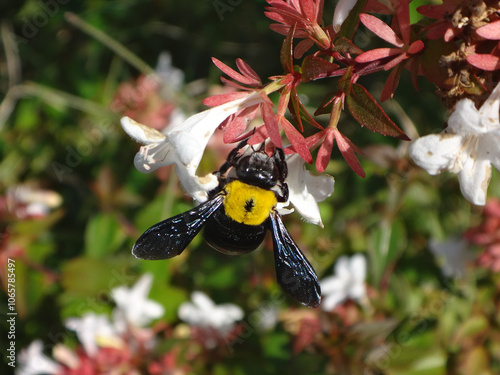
[1,1,500,374]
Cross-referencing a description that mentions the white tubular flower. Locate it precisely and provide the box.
[178,291,243,335]
[332,0,358,32]
[111,273,164,329]
[282,153,335,227]
[320,254,367,312]
[16,340,61,375]
[409,82,500,206]
[65,313,119,356]
[121,91,262,203]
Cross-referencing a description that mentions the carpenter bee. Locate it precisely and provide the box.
[132,140,321,308]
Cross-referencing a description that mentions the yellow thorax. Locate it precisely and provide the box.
[223,180,277,226]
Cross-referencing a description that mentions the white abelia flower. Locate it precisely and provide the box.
[409,82,500,205]
[65,313,120,356]
[429,238,472,279]
[320,254,367,312]
[283,153,335,227]
[111,273,164,329]
[121,91,262,203]
[7,185,62,219]
[178,291,243,335]
[155,51,184,96]
[16,340,61,375]
[333,0,358,32]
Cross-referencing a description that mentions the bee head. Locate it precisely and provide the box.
[235,151,280,189]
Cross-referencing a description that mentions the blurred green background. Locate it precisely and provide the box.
[1,1,499,374]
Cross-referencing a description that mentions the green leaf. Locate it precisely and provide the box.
[84,213,126,258]
[369,218,407,285]
[61,257,117,298]
[453,315,489,343]
[262,331,290,360]
[149,283,186,322]
[347,83,410,140]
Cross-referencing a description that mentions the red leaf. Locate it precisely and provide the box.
[355,48,401,63]
[407,40,424,54]
[281,24,296,73]
[299,0,316,20]
[296,97,324,129]
[382,52,407,71]
[380,63,404,101]
[246,125,269,145]
[417,5,449,19]
[467,54,500,71]
[477,20,500,40]
[294,39,315,58]
[288,86,304,132]
[220,77,254,91]
[261,102,283,148]
[359,13,403,47]
[278,84,291,117]
[443,26,462,42]
[280,117,312,163]
[301,55,339,81]
[202,91,250,107]
[347,83,409,140]
[316,127,334,172]
[396,0,410,45]
[236,59,262,85]
[334,129,365,177]
[222,105,259,143]
[212,57,256,86]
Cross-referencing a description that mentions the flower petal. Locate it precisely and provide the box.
[65,313,117,356]
[349,253,366,282]
[479,81,500,130]
[334,255,351,280]
[125,92,262,201]
[285,154,334,227]
[332,0,358,32]
[409,133,464,175]
[448,98,482,134]
[457,152,492,206]
[133,142,176,173]
[482,135,500,171]
[121,116,167,143]
[18,340,61,375]
[111,273,165,328]
[321,292,345,311]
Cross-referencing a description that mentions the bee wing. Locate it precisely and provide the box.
[269,211,321,308]
[132,195,224,260]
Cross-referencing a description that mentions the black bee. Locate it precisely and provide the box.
[132,140,321,308]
